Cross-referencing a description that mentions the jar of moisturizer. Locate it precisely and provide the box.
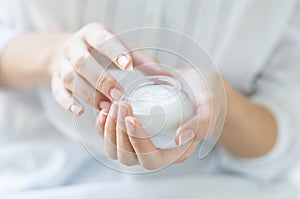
[124,75,194,148]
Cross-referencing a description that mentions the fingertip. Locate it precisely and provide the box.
[109,101,119,121]
[99,109,109,124]
[70,103,84,116]
[99,101,111,110]
[124,116,137,136]
[175,125,184,144]
[125,116,149,139]
[96,109,107,134]
[110,88,124,101]
[117,53,133,71]
[178,129,195,146]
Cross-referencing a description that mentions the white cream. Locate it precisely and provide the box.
[125,76,194,140]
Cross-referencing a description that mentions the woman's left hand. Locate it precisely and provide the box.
[95,69,227,170]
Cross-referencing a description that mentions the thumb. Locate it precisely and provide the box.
[175,113,210,146]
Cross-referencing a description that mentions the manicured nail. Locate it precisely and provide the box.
[99,110,108,123]
[125,116,136,136]
[179,129,195,145]
[110,88,124,100]
[117,54,132,71]
[99,101,111,110]
[70,104,82,116]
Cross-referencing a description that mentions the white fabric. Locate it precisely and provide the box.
[0,0,300,198]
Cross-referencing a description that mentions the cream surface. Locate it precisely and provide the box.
[127,83,194,140]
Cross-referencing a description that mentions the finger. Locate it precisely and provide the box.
[51,74,84,116]
[65,38,124,101]
[174,113,210,146]
[96,109,109,137]
[59,61,111,111]
[131,50,170,76]
[125,116,163,170]
[126,115,200,169]
[116,102,138,166]
[64,36,90,73]
[82,23,133,71]
[172,114,209,163]
[103,102,119,160]
[173,140,200,163]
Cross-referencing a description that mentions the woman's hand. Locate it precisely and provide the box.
[95,69,226,169]
[50,23,149,116]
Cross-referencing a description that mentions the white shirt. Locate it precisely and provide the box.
[0,0,300,198]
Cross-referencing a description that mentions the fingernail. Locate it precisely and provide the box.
[99,110,108,123]
[110,88,124,100]
[70,104,82,116]
[110,102,118,120]
[179,129,195,145]
[99,101,111,110]
[125,116,136,136]
[117,54,132,71]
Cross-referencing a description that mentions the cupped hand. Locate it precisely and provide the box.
[95,69,227,169]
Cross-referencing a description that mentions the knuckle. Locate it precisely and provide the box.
[97,74,115,94]
[63,38,88,72]
[83,91,94,104]
[86,22,109,32]
[72,54,87,71]
[83,23,114,45]
[84,23,110,36]
[62,71,75,86]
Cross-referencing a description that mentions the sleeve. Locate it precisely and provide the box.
[0,0,27,59]
[215,3,300,182]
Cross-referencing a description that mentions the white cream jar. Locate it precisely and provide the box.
[124,75,194,148]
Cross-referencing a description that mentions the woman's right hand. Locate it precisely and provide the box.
[50,23,135,116]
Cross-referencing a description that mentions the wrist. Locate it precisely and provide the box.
[218,79,277,157]
[219,80,244,143]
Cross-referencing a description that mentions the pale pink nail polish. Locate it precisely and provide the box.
[179,129,195,145]
[99,110,107,123]
[117,54,132,70]
[70,104,82,116]
[110,88,124,100]
[99,101,111,110]
[125,116,136,136]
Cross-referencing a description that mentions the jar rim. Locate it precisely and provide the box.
[124,75,183,103]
